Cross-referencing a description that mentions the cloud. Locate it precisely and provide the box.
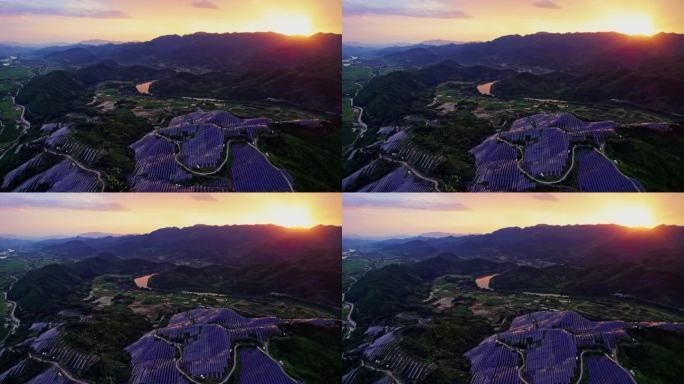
[190,194,218,202]
[0,195,127,211]
[0,1,128,18]
[532,0,560,9]
[344,194,469,211]
[532,194,559,201]
[191,0,219,9]
[344,0,470,19]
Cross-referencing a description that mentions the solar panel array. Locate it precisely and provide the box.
[465,311,640,384]
[361,330,435,383]
[2,152,49,189]
[577,149,643,192]
[126,333,189,384]
[380,130,444,174]
[30,326,98,373]
[238,348,297,384]
[25,367,76,384]
[469,137,534,192]
[357,165,436,192]
[230,143,293,192]
[585,355,635,384]
[131,111,289,191]
[12,159,100,192]
[44,125,103,165]
[469,113,637,191]
[126,308,283,383]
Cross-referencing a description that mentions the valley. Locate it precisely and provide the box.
[0,223,342,384]
[0,31,342,192]
[342,32,684,192]
[340,224,684,384]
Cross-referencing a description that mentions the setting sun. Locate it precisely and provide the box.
[601,205,657,228]
[268,206,316,228]
[607,13,657,36]
[266,14,315,36]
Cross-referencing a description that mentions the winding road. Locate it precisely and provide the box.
[155,131,294,192]
[1,275,19,345]
[497,136,579,186]
[29,352,91,384]
[259,343,300,383]
[44,149,106,192]
[378,154,442,192]
[496,339,530,384]
[362,360,403,384]
[343,276,358,339]
[0,94,30,161]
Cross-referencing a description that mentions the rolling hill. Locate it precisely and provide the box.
[491,258,684,308]
[383,32,684,72]
[378,224,684,266]
[8,255,173,319]
[42,32,341,73]
[355,60,515,124]
[40,224,342,266]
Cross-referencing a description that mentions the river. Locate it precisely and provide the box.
[134,274,156,289]
[477,81,499,96]
[136,80,157,94]
[475,274,499,290]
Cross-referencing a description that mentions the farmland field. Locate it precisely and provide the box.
[342,53,683,192]
[341,231,684,384]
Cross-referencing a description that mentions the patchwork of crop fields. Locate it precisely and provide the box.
[343,60,680,192]
[342,254,684,384]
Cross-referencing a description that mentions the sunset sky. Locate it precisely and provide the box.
[0,0,341,44]
[343,194,684,237]
[343,0,684,44]
[0,194,341,237]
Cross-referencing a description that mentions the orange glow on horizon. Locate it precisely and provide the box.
[262,13,315,36]
[343,194,683,237]
[600,12,657,36]
[0,0,340,44]
[0,194,341,237]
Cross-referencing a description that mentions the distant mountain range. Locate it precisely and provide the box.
[37,224,341,266]
[372,32,684,72]
[9,224,342,319]
[38,32,341,73]
[357,224,684,266]
[348,224,684,314]
[354,32,684,117]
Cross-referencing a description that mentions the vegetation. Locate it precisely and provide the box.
[151,260,341,308]
[63,305,151,383]
[258,120,342,191]
[270,323,342,384]
[151,63,340,113]
[619,328,684,384]
[73,107,152,191]
[15,70,91,123]
[8,255,169,320]
[400,304,494,383]
[491,259,684,309]
[606,126,684,192]
[411,110,496,190]
[493,68,684,115]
